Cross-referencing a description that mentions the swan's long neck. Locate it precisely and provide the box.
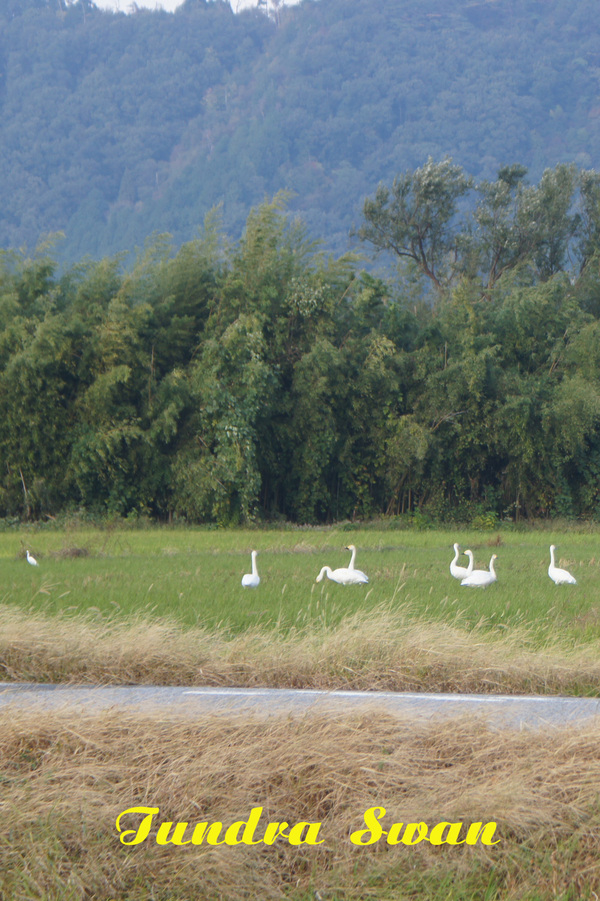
[550,547,556,568]
[489,557,496,575]
[251,552,258,576]
[452,545,459,564]
[466,550,474,573]
[348,547,356,569]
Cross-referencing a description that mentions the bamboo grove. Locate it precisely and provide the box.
[4,160,600,525]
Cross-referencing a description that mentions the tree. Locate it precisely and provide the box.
[577,168,600,270]
[357,157,472,291]
[471,163,531,290]
[171,314,274,525]
[526,164,579,281]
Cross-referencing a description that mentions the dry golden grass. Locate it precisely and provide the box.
[1,706,600,899]
[1,604,600,697]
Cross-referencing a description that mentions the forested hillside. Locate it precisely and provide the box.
[3,160,600,525]
[1,0,600,262]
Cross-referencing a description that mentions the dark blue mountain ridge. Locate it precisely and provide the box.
[0,0,598,263]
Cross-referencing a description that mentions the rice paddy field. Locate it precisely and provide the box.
[4,522,600,900]
[1,523,598,638]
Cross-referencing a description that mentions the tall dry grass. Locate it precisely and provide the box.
[1,706,600,899]
[1,604,600,696]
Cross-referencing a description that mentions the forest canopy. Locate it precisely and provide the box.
[1,0,600,263]
[4,162,600,525]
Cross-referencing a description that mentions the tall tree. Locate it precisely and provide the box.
[357,157,472,291]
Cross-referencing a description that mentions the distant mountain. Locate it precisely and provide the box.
[1,0,599,263]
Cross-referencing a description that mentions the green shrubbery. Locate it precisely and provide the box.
[3,165,600,525]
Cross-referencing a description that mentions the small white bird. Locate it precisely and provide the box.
[241,550,260,588]
[26,550,38,567]
[316,565,369,585]
[461,554,497,588]
[548,545,576,585]
[450,543,474,580]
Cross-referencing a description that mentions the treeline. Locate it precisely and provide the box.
[2,0,600,263]
[4,161,600,524]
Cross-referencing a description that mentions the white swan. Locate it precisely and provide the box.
[26,550,38,566]
[345,544,370,582]
[450,543,474,580]
[346,544,358,569]
[548,545,576,585]
[316,565,369,585]
[461,554,497,588]
[241,550,260,588]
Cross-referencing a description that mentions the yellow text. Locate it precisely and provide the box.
[115,806,324,847]
[350,806,500,846]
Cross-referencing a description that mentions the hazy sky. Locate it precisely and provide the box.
[92,0,297,11]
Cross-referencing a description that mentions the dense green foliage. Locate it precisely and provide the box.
[3,160,600,525]
[2,0,600,262]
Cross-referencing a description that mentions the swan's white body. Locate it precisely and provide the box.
[241,550,260,588]
[461,554,497,588]
[548,545,576,585]
[26,550,38,567]
[344,544,369,582]
[316,565,369,585]
[450,544,474,580]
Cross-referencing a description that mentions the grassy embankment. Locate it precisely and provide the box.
[2,706,600,900]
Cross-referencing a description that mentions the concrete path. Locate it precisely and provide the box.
[1,682,600,728]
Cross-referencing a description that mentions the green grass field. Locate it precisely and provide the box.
[2,524,599,640]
